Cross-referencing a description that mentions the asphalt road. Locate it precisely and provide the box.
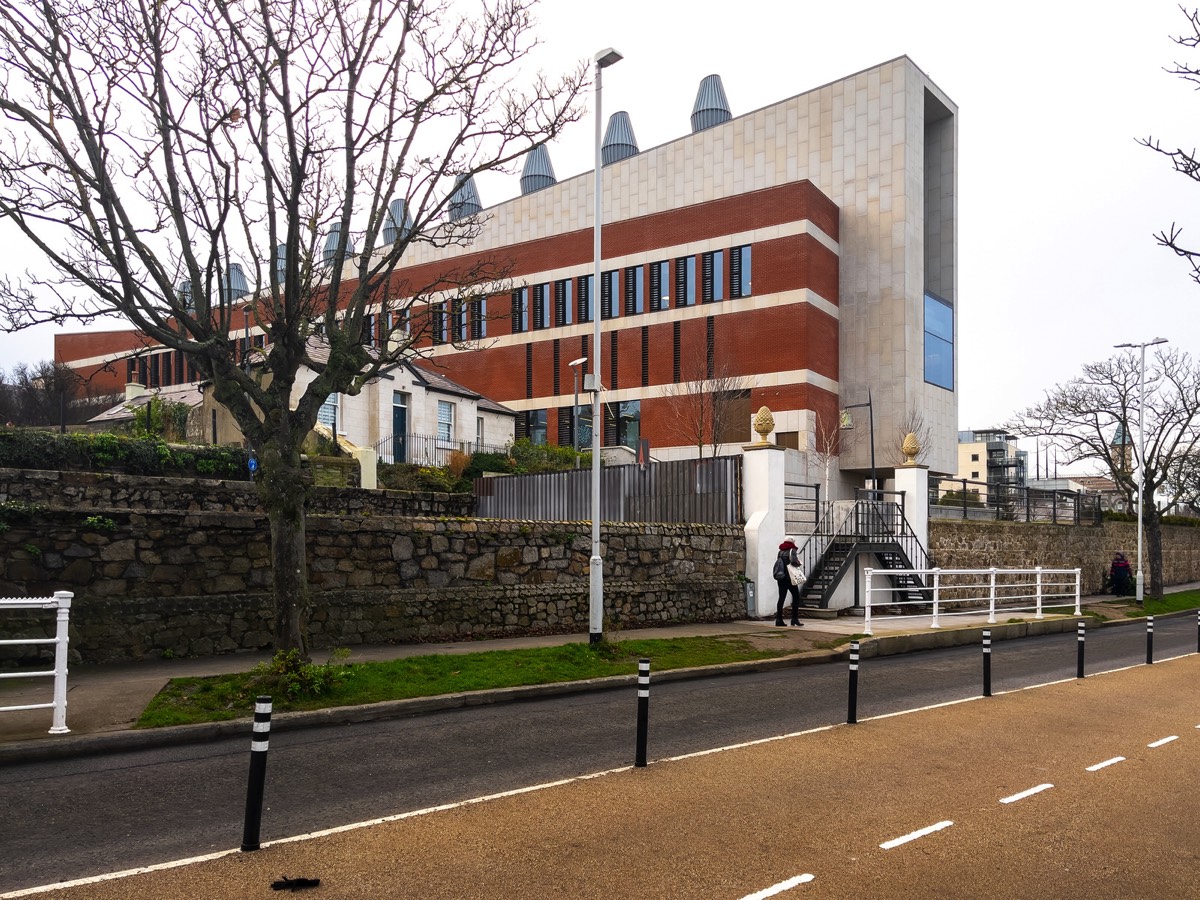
[0,616,1195,896]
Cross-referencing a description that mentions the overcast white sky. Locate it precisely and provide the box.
[2,0,1197,466]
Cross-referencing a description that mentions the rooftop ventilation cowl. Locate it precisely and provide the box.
[601,111,638,166]
[447,175,483,221]
[520,145,557,195]
[691,74,731,132]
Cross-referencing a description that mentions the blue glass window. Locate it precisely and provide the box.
[924,292,954,390]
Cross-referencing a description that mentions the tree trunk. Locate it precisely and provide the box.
[257,442,311,656]
[1145,501,1164,599]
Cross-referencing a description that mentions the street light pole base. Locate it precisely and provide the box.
[589,632,604,645]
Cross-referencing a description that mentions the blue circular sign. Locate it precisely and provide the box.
[248,456,259,473]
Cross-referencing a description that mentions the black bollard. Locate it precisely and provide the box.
[1146,616,1154,666]
[1076,621,1086,679]
[847,641,859,725]
[241,695,272,852]
[982,630,992,697]
[635,658,650,768]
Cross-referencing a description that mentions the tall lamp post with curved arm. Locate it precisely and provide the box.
[589,47,622,645]
[1114,336,1168,607]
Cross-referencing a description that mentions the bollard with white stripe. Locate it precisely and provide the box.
[982,630,992,697]
[635,658,650,768]
[1146,615,1154,666]
[847,641,859,725]
[1076,621,1086,679]
[241,695,273,852]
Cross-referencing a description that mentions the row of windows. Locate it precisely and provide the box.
[511,245,751,334]
[515,400,642,450]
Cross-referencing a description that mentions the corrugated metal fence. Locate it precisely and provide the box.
[473,456,742,524]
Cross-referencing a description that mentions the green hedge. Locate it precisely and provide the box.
[0,430,249,479]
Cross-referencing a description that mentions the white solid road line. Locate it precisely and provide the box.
[1000,783,1054,804]
[1148,735,1179,747]
[1086,756,1126,771]
[739,873,816,899]
[879,820,954,850]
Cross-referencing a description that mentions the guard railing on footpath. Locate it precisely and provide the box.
[0,591,73,734]
[863,567,1081,636]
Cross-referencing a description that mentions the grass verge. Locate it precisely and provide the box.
[136,635,807,729]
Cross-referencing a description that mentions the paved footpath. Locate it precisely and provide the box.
[11,653,1200,899]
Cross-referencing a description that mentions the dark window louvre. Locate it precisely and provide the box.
[706,316,715,378]
[674,257,686,307]
[672,322,681,383]
[624,267,636,316]
[701,252,714,303]
[641,326,650,387]
[610,333,618,391]
[577,275,591,323]
[526,344,533,399]
[601,271,614,320]
[581,335,590,374]
[557,407,571,446]
[730,246,744,298]
[554,280,565,327]
[649,263,661,312]
[552,339,561,395]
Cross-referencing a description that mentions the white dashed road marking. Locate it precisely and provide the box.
[879,820,954,850]
[1000,783,1053,804]
[1086,756,1125,771]
[738,873,816,899]
[1148,735,1178,748]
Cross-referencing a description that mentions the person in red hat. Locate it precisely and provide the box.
[772,536,804,627]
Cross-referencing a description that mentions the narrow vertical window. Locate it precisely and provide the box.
[675,256,696,307]
[649,260,669,311]
[511,288,529,334]
[600,270,619,320]
[552,338,561,395]
[702,250,725,302]
[533,284,551,330]
[624,265,644,315]
[578,274,593,323]
[730,245,752,298]
[451,301,466,342]
[469,296,487,340]
[554,279,574,327]
[432,302,447,344]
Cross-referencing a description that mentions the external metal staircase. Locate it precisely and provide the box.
[794,493,931,610]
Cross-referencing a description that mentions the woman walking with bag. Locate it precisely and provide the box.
[772,536,804,627]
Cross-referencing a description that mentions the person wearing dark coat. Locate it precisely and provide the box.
[1109,552,1133,597]
[774,536,804,627]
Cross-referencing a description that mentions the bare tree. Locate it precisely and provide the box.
[0,360,112,427]
[806,410,848,499]
[1005,348,1200,598]
[659,344,749,458]
[0,0,586,652]
[1142,8,1200,280]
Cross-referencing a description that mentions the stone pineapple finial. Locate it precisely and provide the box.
[901,431,921,466]
[753,406,775,443]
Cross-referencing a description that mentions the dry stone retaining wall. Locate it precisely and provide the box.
[929,520,1200,594]
[0,498,745,663]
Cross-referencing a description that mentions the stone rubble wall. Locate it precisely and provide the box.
[0,467,471,518]
[0,501,746,663]
[929,520,1200,594]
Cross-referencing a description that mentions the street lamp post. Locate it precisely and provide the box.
[842,390,877,499]
[590,47,622,645]
[568,356,587,468]
[1114,337,1168,607]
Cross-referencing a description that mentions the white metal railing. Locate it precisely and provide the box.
[0,592,73,734]
[863,567,1081,636]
